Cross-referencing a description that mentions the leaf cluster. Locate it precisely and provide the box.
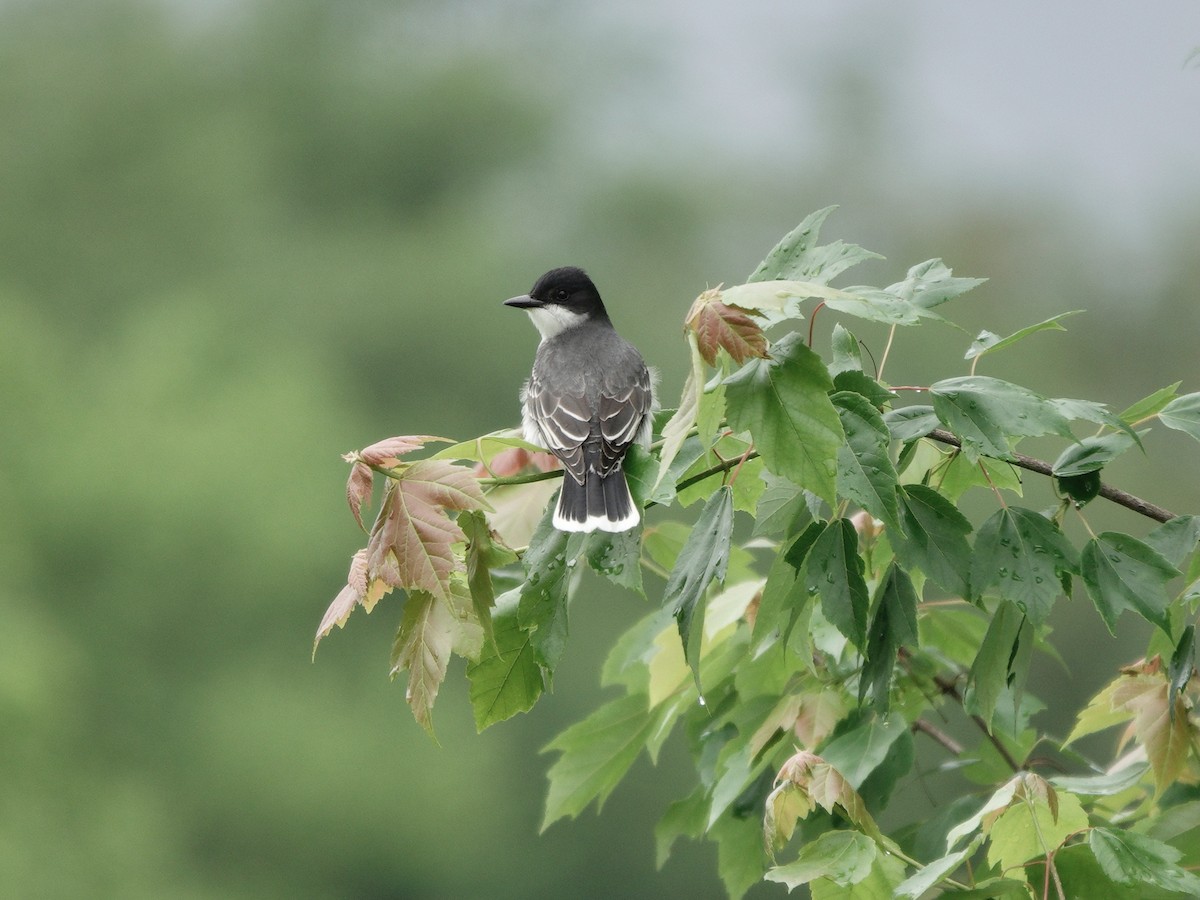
[320,209,1200,897]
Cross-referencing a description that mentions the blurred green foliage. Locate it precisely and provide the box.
[1,1,1197,897]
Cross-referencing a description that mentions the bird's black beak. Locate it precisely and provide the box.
[504,294,542,309]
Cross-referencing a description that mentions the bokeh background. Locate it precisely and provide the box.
[2,1,1198,897]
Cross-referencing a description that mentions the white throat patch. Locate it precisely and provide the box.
[526,305,587,342]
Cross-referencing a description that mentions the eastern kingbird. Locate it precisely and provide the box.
[505,267,653,533]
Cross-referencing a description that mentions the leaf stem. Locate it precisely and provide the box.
[877,324,898,381]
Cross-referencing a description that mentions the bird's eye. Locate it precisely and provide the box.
[555,289,570,301]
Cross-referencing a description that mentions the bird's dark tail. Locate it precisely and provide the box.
[554,470,638,533]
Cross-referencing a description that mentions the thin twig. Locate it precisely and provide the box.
[927,428,1176,523]
[933,672,1024,773]
[912,718,965,756]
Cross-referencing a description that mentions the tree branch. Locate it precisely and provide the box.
[927,428,1176,523]
[932,672,1023,773]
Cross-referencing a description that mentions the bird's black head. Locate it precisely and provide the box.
[504,266,608,320]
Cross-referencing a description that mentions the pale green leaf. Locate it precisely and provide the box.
[1051,763,1149,796]
[986,789,1088,871]
[665,486,734,684]
[541,693,660,830]
[887,258,985,309]
[765,831,877,890]
[1159,392,1200,442]
[964,310,1081,360]
[1118,382,1181,424]
[652,332,704,494]
[748,206,882,284]
[893,844,975,899]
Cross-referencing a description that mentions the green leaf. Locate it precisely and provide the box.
[1118,382,1181,424]
[892,484,973,597]
[1169,625,1195,721]
[832,391,900,529]
[965,600,1030,728]
[752,472,810,537]
[466,592,544,730]
[1146,515,1200,568]
[964,310,1082,360]
[541,693,661,830]
[748,206,882,284]
[665,486,734,685]
[1089,827,1200,895]
[809,851,906,900]
[832,369,897,409]
[765,831,877,890]
[819,715,908,789]
[970,507,1078,623]
[805,519,871,650]
[1052,432,1137,477]
[517,510,576,674]
[655,789,707,869]
[931,376,1075,457]
[584,528,644,596]
[859,565,918,711]
[461,510,516,646]
[887,258,985,309]
[1058,470,1102,507]
[893,845,974,899]
[1081,532,1180,633]
[711,811,768,900]
[884,405,940,442]
[1159,392,1200,442]
[830,323,863,375]
[753,548,810,652]
[1055,843,1174,900]
[724,331,843,506]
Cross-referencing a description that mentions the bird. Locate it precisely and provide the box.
[505,267,654,533]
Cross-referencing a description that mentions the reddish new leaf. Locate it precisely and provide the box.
[346,462,373,530]
[369,458,487,603]
[314,549,388,655]
[764,750,883,852]
[687,288,769,366]
[356,434,449,467]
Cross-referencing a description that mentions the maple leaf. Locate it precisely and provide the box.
[369,458,487,603]
[390,581,484,737]
[686,287,769,366]
[313,550,395,656]
[1111,672,1193,795]
[764,750,883,852]
[355,434,450,467]
[341,434,453,529]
